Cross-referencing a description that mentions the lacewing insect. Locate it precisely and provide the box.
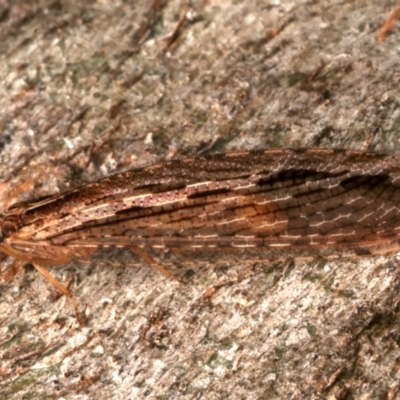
[1,148,400,320]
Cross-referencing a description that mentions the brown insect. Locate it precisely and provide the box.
[1,148,400,320]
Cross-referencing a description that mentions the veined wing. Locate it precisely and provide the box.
[2,148,400,263]
[6,164,400,263]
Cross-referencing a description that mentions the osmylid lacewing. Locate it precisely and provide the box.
[1,148,400,320]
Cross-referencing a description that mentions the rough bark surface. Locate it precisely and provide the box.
[1,1,400,399]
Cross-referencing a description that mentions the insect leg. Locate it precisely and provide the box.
[131,247,185,284]
[33,264,84,325]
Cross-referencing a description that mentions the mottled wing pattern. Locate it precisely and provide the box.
[3,148,400,264]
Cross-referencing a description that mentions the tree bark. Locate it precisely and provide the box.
[1,1,400,399]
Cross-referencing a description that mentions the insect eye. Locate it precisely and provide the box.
[1,221,17,238]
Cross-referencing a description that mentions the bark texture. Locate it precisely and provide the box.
[1,1,400,399]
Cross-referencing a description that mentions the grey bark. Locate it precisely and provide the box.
[1,1,400,399]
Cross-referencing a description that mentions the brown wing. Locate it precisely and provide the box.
[16,168,398,261]
[5,148,400,263]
